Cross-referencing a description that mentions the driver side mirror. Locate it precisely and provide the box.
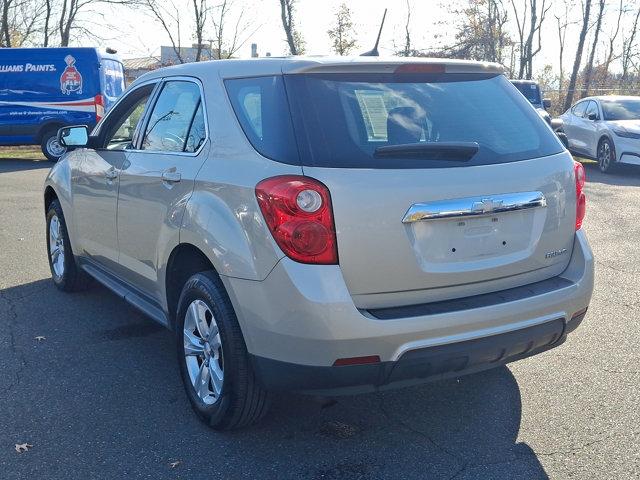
[587,112,598,121]
[542,98,551,110]
[58,125,89,148]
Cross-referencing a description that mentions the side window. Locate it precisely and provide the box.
[185,102,206,153]
[141,81,202,152]
[102,84,154,150]
[585,101,599,120]
[572,101,587,118]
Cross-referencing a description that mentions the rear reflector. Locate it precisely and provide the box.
[571,307,588,320]
[333,355,381,367]
[394,64,446,74]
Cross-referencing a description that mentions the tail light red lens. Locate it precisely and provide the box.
[256,175,338,264]
[574,161,586,230]
[94,94,105,122]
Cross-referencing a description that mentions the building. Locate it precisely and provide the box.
[122,56,161,83]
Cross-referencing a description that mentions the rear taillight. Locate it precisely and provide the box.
[256,175,338,264]
[95,94,105,122]
[574,161,586,230]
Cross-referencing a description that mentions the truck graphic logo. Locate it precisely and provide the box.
[60,55,82,95]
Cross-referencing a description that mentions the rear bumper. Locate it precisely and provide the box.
[251,312,586,395]
[223,230,594,392]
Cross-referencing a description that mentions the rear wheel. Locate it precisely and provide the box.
[40,129,66,162]
[597,137,616,173]
[46,200,86,291]
[176,271,270,430]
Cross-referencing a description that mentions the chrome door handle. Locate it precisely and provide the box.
[105,168,118,180]
[161,170,181,183]
[402,191,547,223]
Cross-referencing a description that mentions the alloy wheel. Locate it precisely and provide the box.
[183,299,224,405]
[48,214,65,278]
[598,141,611,172]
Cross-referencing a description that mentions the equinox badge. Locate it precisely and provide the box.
[545,248,567,259]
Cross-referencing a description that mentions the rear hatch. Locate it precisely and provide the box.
[226,61,575,309]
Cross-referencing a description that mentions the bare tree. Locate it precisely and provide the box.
[603,0,623,73]
[510,0,551,79]
[43,0,52,46]
[1,0,47,47]
[621,4,640,85]
[56,0,135,47]
[141,0,184,63]
[554,0,574,106]
[327,2,357,55]
[403,0,411,56]
[192,0,208,61]
[445,0,510,64]
[210,0,258,59]
[580,0,605,97]
[1,0,11,46]
[279,0,304,55]
[563,0,592,111]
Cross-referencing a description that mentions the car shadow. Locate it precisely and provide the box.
[1,278,549,479]
[0,157,51,173]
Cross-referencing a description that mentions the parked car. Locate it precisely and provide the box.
[510,79,552,123]
[510,78,568,147]
[0,47,125,161]
[44,57,594,430]
[560,95,640,173]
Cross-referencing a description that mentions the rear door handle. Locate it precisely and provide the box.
[161,170,181,183]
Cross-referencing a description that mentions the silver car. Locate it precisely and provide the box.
[560,95,640,173]
[44,57,594,430]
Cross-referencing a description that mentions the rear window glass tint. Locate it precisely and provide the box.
[224,76,299,164]
[284,73,563,168]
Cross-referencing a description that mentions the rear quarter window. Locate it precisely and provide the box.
[224,76,299,164]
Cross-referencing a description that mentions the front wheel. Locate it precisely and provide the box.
[176,271,270,430]
[41,129,66,162]
[597,138,616,173]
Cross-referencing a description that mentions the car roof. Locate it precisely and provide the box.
[577,95,640,103]
[131,56,504,87]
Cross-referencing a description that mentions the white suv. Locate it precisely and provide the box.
[44,57,594,429]
[560,95,640,173]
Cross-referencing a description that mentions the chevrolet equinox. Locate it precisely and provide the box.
[44,57,594,430]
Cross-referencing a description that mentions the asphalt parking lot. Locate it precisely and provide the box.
[1,157,639,479]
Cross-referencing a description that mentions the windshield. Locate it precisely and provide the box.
[601,99,640,121]
[225,73,562,169]
[512,82,542,105]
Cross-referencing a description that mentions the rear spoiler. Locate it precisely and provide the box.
[282,58,504,75]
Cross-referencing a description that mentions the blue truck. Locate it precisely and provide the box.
[0,47,125,160]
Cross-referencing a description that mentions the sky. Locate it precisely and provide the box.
[82,0,635,75]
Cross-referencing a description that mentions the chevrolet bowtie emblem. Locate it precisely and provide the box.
[472,198,504,214]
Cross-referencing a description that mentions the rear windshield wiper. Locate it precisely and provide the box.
[374,142,479,161]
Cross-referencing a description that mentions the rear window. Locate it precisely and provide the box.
[102,59,125,103]
[226,73,563,169]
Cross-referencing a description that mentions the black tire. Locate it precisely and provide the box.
[46,200,87,292]
[597,137,616,173]
[176,271,270,430]
[40,129,66,162]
